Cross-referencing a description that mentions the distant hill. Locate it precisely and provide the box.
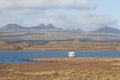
[93,25,120,34]
[1,24,25,30]
[2,24,120,34]
[1,24,120,43]
[30,23,56,30]
[1,23,59,31]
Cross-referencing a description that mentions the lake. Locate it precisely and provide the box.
[0,52,120,64]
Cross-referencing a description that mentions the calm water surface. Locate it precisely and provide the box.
[0,52,120,64]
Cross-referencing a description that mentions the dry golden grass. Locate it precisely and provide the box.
[1,69,120,80]
[1,58,120,80]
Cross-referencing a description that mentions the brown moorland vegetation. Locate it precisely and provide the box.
[0,58,120,80]
[0,41,120,51]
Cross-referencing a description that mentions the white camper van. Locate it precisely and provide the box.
[68,52,75,58]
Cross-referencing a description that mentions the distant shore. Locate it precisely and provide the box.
[1,41,120,52]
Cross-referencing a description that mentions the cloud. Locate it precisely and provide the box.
[0,9,117,31]
[70,13,117,31]
[0,0,96,10]
[6,10,116,29]
[0,0,118,31]
[39,11,117,31]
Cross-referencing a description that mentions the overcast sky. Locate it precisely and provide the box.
[0,0,119,31]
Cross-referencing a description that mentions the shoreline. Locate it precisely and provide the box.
[28,57,120,63]
[1,51,120,52]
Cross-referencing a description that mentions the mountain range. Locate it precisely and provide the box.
[29,23,56,30]
[93,25,120,34]
[2,24,25,30]
[1,23,120,34]
[1,23,57,30]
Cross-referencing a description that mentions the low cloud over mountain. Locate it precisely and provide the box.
[93,25,120,34]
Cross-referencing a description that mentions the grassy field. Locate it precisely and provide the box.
[0,58,120,80]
